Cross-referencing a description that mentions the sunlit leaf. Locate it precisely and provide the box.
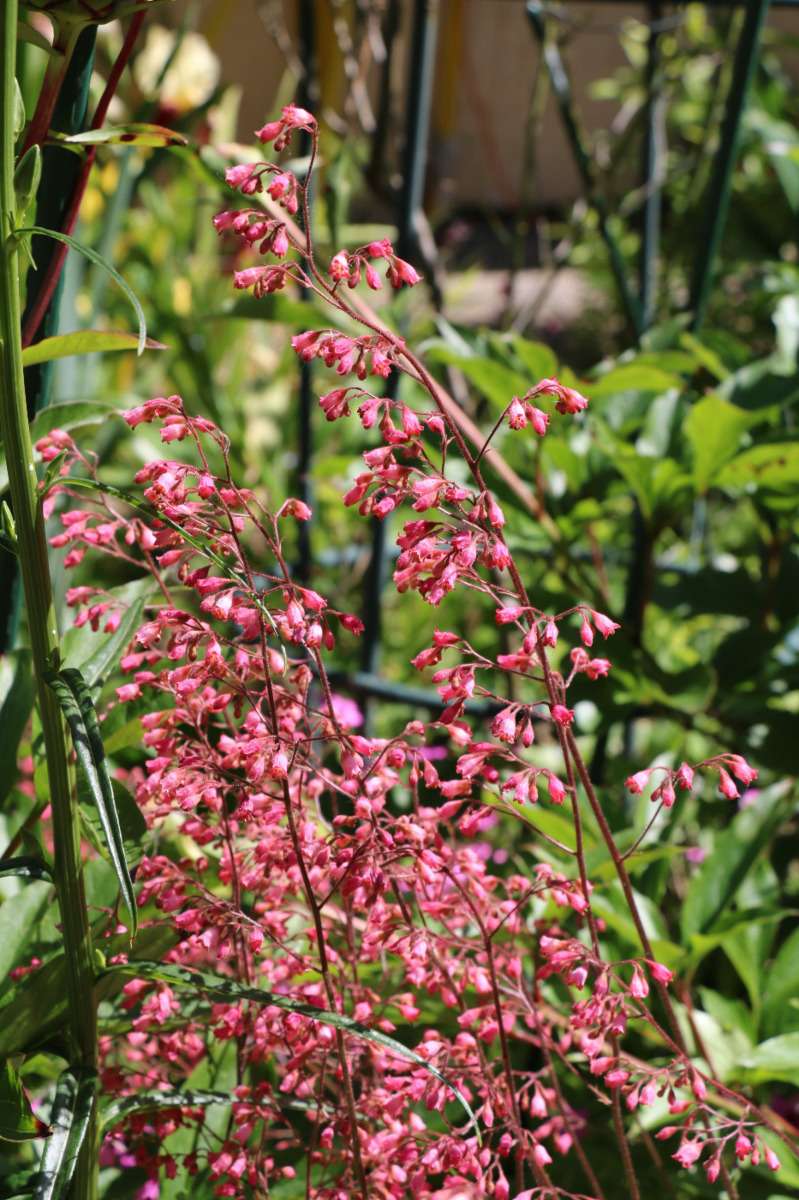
[22,331,165,368]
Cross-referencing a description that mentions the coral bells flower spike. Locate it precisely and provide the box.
[529,377,590,414]
[255,103,316,150]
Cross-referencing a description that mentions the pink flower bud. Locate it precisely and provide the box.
[551,704,574,728]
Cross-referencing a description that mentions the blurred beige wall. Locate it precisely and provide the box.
[163,0,799,210]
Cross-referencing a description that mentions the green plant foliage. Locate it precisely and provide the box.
[44,669,137,935]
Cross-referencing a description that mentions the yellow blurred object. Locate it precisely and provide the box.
[99,160,119,194]
[172,277,192,315]
[134,25,220,113]
[81,185,104,222]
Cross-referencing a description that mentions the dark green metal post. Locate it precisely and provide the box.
[360,0,440,697]
[689,0,771,330]
[640,0,664,329]
[526,0,644,341]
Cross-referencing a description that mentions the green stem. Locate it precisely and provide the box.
[0,6,97,1195]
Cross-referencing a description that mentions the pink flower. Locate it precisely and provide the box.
[591,610,620,638]
[718,767,739,800]
[551,704,574,727]
[672,1141,702,1168]
[329,251,351,282]
[646,959,674,985]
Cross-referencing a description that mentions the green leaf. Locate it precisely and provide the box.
[78,777,146,873]
[22,331,165,368]
[0,925,176,1057]
[761,927,799,1039]
[13,78,25,139]
[15,227,147,355]
[509,335,558,381]
[0,857,52,882]
[17,22,58,55]
[51,123,187,148]
[589,363,679,401]
[681,788,787,940]
[0,882,52,983]
[684,394,757,493]
[0,1060,43,1142]
[739,1033,799,1084]
[44,669,137,936]
[716,440,799,496]
[425,347,529,410]
[61,578,152,689]
[102,961,480,1135]
[33,1068,96,1200]
[13,146,41,229]
[100,1089,231,1132]
[0,651,34,807]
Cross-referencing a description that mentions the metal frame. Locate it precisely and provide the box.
[294,0,777,717]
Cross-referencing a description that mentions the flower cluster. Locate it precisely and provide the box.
[43,106,786,1200]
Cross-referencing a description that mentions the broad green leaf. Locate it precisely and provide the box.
[762,927,799,1039]
[0,857,51,882]
[0,651,34,806]
[698,986,756,1046]
[102,717,144,756]
[588,363,679,400]
[0,924,176,1057]
[22,331,165,368]
[717,440,799,495]
[51,123,187,148]
[33,1068,96,1200]
[425,348,529,410]
[102,961,479,1135]
[45,670,137,936]
[721,859,781,1012]
[16,227,147,355]
[685,907,791,971]
[509,334,558,381]
[739,1033,799,1083]
[681,788,787,940]
[100,1089,231,1132]
[684,394,757,493]
[673,1003,750,1082]
[61,578,153,689]
[0,882,52,983]
[0,1060,42,1142]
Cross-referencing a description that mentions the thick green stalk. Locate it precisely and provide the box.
[0,6,97,1195]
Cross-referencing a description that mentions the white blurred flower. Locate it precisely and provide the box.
[134,26,220,113]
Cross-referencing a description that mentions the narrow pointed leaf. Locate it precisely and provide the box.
[0,856,51,882]
[15,227,147,354]
[0,1060,45,1142]
[102,961,480,1135]
[44,669,137,937]
[51,123,187,148]
[21,331,165,368]
[33,1068,96,1200]
[100,1089,232,1132]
